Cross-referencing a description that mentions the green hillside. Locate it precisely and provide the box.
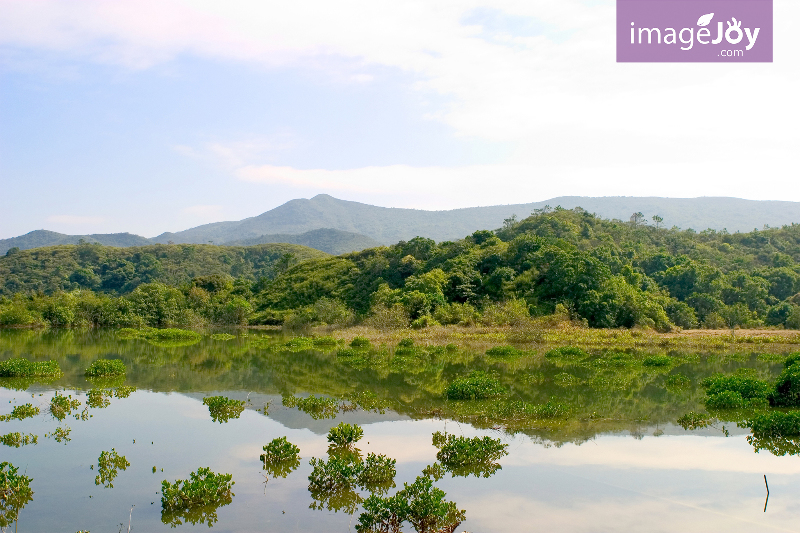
[0,230,152,255]
[0,242,327,296]
[224,228,382,255]
[257,207,800,330]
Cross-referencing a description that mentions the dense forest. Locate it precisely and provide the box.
[1,207,799,330]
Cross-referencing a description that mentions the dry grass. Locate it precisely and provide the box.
[312,322,800,353]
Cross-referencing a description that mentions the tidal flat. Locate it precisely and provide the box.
[2,328,800,532]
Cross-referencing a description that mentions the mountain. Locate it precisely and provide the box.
[0,230,152,255]
[151,194,800,245]
[5,196,800,255]
[224,228,382,255]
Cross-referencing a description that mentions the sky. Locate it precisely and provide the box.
[0,0,797,239]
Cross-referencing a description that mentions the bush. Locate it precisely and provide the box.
[433,302,479,326]
[85,359,126,377]
[485,346,522,357]
[350,337,371,348]
[746,411,800,437]
[445,372,505,400]
[260,436,300,463]
[480,299,530,327]
[431,431,508,477]
[327,423,364,447]
[202,396,245,423]
[282,395,339,420]
[397,338,414,348]
[642,355,672,367]
[411,315,439,329]
[0,358,61,377]
[0,461,34,528]
[770,363,800,407]
[365,304,410,331]
[161,467,234,527]
[706,390,747,409]
[701,373,771,401]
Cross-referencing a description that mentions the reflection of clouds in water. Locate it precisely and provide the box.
[504,436,800,475]
[461,493,798,533]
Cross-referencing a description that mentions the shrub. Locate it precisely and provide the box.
[202,396,245,423]
[480,299,530,327]
[432,431,508,476]
[85,359,126,377]
[365,304,410,331]
[161,467,234,527]
[327,422,364,447]
[260,436,300,463]
[411,315,439,329]
[677,412,712,430]
[397,338,414,348]
[433,302,479,326]
[642,355,672,367]
[746,411,800,437]
[0,403,39,422]
[356,475,464,533]
[350,337,371,348]
[95,449,129,488]
[445,372,505,400]
[770,362,800,407]
[49,392,81,421]
[358,453,397,492]
[282,395,339,420]
[701,373,771,401]
[0,461,34,528]
[0,358,61,377]
[312,336,339,346]
[0,432,38,448]
[705,390,747,409]
[485,345,522,358]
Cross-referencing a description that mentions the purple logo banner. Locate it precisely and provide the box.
[617,0,773,62]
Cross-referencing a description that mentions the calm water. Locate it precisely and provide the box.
[1,329,799,532]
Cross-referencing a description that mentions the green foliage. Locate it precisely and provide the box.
[84,359,126,377]
[431,432,508,478]
[359,453,397,492]
[327,422,364,447]
[642,355,672,367]
[356,475,465,533]
[0,461,34,528]
[45,426,71,443]
[0,403,39,422]
[210,333,236,341]
[350,337,371,348]
[94,449,129,488]
[282,395,339,419]
[0,432,38,448]
[260,437,301,479]
[485,345,522,358]
[744,411,800,456]
[0,358,61,377]
[161,467,235,527]
[49,392,81,421]
[86,389,112,409]
[445,371,505,400]
[677,412,713,430]
[202,396,245,423]
[701,372,771,409]
[544,346,589,360]
[664,374,691,391]
[770,362,800,407]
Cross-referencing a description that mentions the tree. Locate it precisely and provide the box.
[629,212,646,226]
[652,215,664,229]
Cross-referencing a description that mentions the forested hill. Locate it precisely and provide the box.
[149,194,800,245]
[0,243,327,296]
[258,207,800,330]
[0,230,152,254]
[223,228,382,255]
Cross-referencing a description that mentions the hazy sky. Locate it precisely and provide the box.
[1,0,797,239]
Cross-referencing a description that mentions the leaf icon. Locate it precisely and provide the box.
[697,13,714,26]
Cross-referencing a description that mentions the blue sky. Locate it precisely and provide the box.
[1,0,797,238]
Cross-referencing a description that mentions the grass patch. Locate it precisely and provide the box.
[642,355,672,367]
[485,346,523,358]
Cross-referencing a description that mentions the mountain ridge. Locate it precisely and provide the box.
[3,195,799,255]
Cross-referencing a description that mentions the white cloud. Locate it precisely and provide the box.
[4,0,797,201]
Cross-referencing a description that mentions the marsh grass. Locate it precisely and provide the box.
[0,358,61,377]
